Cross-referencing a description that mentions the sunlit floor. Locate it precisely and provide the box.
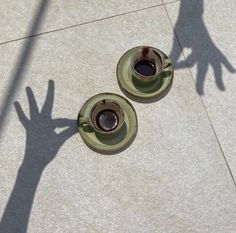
[0,0,236,232]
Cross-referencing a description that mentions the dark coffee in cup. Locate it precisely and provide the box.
[134,60,156,76]
[79,100,124,135]
[131,46,166,83]
[96,109,119,132]
[81,99,124,135]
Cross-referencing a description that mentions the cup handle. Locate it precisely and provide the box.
[163,60,169,70]
[79,116,91,126]
[153,50,169,70]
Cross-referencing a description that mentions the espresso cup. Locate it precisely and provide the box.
[79,99,125,135]
[131,46,166,83]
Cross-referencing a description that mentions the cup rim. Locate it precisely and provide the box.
[89,99,125,135]
[131,46,165,79]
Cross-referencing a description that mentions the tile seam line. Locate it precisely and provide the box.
[161,0,236,190]
[0,0,180,46]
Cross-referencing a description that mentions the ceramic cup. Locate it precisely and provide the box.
[79,99,125,135]
[131,46,166,83]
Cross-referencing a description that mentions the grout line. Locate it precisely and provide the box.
[161,0,236,189]
[0,1,177,46]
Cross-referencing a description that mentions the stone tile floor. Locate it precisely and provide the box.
[0,0,236,232]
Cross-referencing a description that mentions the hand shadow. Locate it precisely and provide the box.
[169,0,235,95]
[0,80,77,233]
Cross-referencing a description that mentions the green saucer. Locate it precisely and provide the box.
[78,93,138,155]
[117,46,174,102]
